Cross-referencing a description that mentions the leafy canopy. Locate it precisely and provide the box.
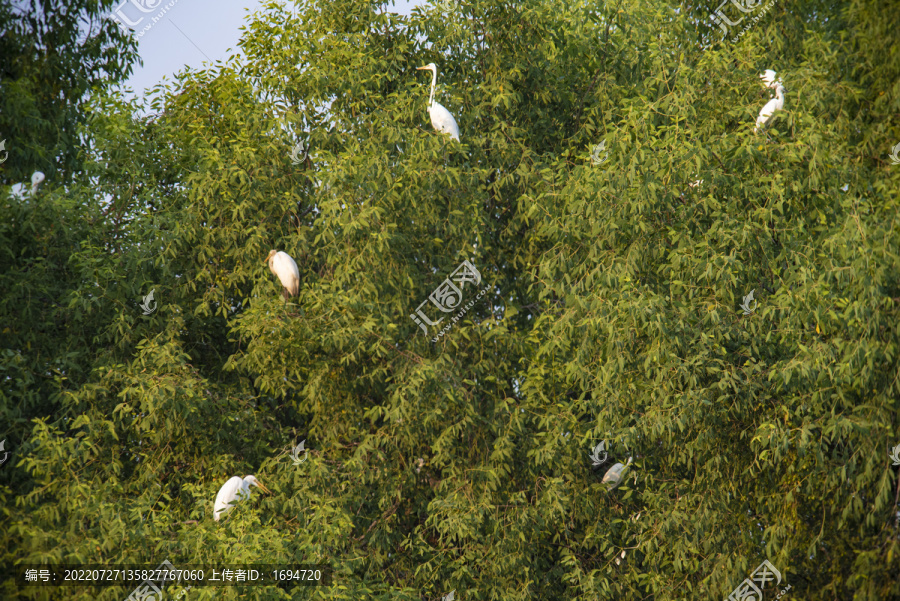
[1,0,898,600]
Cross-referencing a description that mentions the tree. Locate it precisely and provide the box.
[1,0,898,600]
[0,0,138,183]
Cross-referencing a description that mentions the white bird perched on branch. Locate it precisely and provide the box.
[213,475,271,521]
[416,63,460,142]
[8,171,45,199]
[30,171,44,193]
[265,249,300,300]
[760,69,777,88]
[755,79,786,133]
[602,457,633,490]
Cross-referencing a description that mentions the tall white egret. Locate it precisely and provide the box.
[8,171,45,200]
[755,80,786,133]
[602,457,633,490]
[416,63,460,142]
[213,475,271,521]
[264,250,300,300]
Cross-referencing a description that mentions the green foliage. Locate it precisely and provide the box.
[0,0,138,184]
[1,0,899,600]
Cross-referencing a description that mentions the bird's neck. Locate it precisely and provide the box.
[429,69,437,107]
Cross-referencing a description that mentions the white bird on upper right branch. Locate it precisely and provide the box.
[265,249,300,301]
[755,78,786,133]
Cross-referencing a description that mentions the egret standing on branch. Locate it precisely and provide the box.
[602,457,633,490]
[265,249,300,300]
[755,78,786,133]
[416,63,460,142]
[8,171,45,200]
[213,475,271,521]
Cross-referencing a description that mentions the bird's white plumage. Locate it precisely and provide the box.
[417,63,460,142]
[428,101,461,142]
[265,250,300,298]
[31,171,45,192]
[755,81,785,132]
[602,457,633,490]
[9,171,45,200]
[213,475,270,521]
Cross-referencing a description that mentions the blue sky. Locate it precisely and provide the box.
[122,0,417,99]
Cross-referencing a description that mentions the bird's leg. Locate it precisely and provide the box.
[282,288,290,302]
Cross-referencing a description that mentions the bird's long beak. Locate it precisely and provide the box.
[263,251,274,264]
[254,479,272,494]
[416,66,429,70]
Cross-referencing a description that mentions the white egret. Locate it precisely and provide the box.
[755,80,786,133]
[8,171,45,200]
[760,69,777,88]
[602,457,633,490]
[213,475,271,521]
[264,249,300,300]
[30,171,45,193]
[416,63,460,142]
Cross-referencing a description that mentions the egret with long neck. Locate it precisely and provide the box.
[213,475,271,521]
[755,80,786,133]
[416,63,460,142]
